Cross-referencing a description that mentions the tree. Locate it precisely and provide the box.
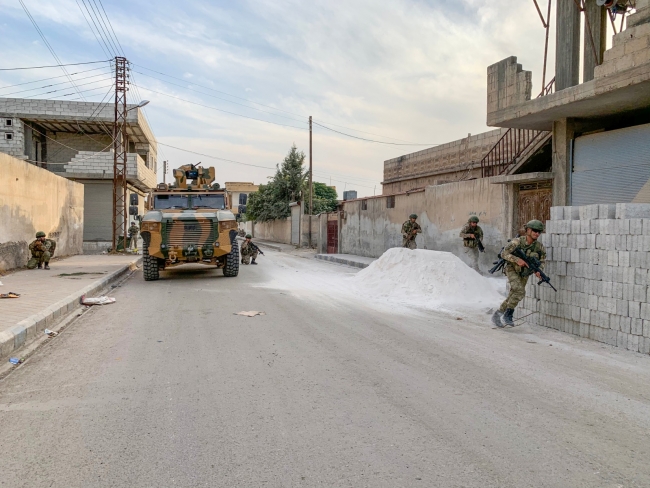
[307,182,339,214]
[246,145,308,222]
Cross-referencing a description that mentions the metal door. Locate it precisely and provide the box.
[572,122,650,205]
[517,180,552,235]
[290,204,300,245]
[327,220,338,254]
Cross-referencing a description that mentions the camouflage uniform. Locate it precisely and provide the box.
[240,240,258,265]
[401,220,422,249]
[459,222,483,272]
[498,237,546,313]
[128,223,139,251]
[27,238,56,269]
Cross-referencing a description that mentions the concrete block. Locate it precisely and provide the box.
[616,203,650,219]
[635,268,649,286]
[580,323,589,337]
[630,219,644,235]
[631,318,644,336]
[567,206,580,220]
[641,337,650,355]
[644,320,650,338]
[591,219,601,234]
[599,204,616,219]
[615,235,627,251]
[607,251,619,266]
[634,284,647,302]
[580,220,591,234]
[570,248,580,263]
[630,301,642,319]
[617,331,629,349]
[616,299,629,316]
[580,308,591,324]
[628,334,640,352]
[598,296,617,314]
[550,206,564,220]
[643,219,650,236]
[619,251,630,266]
[641,302,650,320]
[606,235,616,250]
[579,205,600,220]
[617,219,631,234]
[571,220,581,234]
[612,282,623,299]
[576,234,587,249]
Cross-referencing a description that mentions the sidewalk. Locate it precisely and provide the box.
[315,253,376,269]
[0,254,141,360]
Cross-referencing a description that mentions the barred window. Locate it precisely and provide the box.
[386,195,395,208]
[361,200,368,210]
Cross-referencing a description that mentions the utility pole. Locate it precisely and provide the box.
[308,115,313,248]
[112,56,128,253]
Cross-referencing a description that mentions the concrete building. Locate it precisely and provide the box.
[0,98,157,251]
[487,0,650,209]
[225,182,259,218]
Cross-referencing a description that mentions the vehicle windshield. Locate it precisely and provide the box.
[191,194,225,209]
[154,195,190,209]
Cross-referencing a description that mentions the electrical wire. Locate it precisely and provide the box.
[313,121,439,146]
[90,0,120,56]
[0,72,113,97]
[0,59,110,71]
[75,0,111,58]
[98,0,126,55]
[12,78,113,99]
[133,83,307,131]
[0,65,111,90]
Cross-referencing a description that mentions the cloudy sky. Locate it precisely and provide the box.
[0,0,556,197]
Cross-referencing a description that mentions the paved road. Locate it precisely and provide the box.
[1,249,650,487]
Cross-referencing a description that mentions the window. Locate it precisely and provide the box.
[361,200,368,210]
[239,193,247,205]
[386,195,395,208]
[5,119,12,126]
[4,132,13,141]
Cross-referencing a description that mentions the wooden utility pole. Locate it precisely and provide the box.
[309,115,313,248]
[112,56,128,252]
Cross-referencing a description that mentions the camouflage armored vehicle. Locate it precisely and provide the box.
[140,164,239,281]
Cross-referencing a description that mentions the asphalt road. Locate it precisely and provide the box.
[1,248,650,487]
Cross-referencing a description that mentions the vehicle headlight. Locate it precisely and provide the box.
[141,222,161,232]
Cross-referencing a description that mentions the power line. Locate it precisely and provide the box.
[92,0,122,56]
[98,0,126,55]
[0,60,110,71]
[86,0,119,56]
[133,83,307,131]
[312,121,439,146]
[9,78,113,99]
[0,72,113,97]
[75,0,111,58]
[0,65,111,90]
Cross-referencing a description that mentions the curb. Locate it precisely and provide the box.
[314,254,372,269]
[0,257,142,360]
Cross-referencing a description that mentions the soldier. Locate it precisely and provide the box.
[27,231,56,270]
[240,234,259,265]
[492,220,546,328]
[401,214,422,249]
[128,222,139,252]
[459,216,483,272]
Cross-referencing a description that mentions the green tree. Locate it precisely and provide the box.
[246,145,308,222]
[307,182,339,214]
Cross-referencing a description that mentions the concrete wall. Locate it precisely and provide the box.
[248,218,292,245]
[382,129,507,194]
[340,178,512,271]
[46,132,112,169]
[0,153,84,271]
[487,56,532,113]
[516,203,650,354]
[300,214,320,248]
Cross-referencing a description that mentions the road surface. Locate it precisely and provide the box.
[1,248,649,487]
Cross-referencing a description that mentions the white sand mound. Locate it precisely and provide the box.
[352,248,503,311]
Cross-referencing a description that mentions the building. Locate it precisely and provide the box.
[225,182,259,218]
[0,97,157,251]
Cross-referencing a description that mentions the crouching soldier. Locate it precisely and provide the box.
[402,214,422,249]
[240,234,261,265]
[27,231,56,270]
[459,216,483,272]
[492,220,546,327]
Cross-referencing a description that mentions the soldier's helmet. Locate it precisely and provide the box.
[245,234,252,239]
[409,214,418,219]
[525,220,544,232]
[36,231,46,238]
[468,216,479,223]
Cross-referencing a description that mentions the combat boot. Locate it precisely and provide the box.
[491,310,505,328]
[251,259,257,265]
[37,263,42,269]
[502,308,515,327]
[44,264,50,270]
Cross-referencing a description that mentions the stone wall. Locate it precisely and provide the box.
[340,178,512,271]
[516,203,650,354]
[0,153,84,271]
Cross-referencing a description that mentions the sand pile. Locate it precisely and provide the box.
[351,248,503,311]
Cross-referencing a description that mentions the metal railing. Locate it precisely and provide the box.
[480,128,550,177]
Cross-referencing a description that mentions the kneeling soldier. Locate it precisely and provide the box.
[402,214,422,249]
[459,216,483,272]
[492,220,546,327]
[240,234,259,265]
[27,231,57,270]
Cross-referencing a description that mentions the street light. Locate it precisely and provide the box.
[127,100,150,112]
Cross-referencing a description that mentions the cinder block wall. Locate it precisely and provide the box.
[516,203,650,354]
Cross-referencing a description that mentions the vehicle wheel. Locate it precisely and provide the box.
[223,231,240,277]
[143,245,160,281]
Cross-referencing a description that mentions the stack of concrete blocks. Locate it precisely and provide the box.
[515,203,650,355]
[487,56,532,114]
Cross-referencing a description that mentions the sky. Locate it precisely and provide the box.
[0,0,557,197]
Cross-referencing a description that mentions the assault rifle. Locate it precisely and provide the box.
[403,228,419,247]
[476,238,485,253]
[489,247,506,275]
[512,248,556,292]
[249,242,265,256]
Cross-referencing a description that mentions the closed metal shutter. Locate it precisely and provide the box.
[572,123,650,205]
[83,181,113,241]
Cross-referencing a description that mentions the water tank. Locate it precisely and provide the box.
[343,190,357,201]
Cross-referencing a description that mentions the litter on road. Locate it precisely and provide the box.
[44,329,58,337]
[0,292,20,298]
[80,295,116,305]
[234,311,266,317]
[8,357,23,365]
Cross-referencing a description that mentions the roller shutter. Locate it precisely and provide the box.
[572,123,650,205]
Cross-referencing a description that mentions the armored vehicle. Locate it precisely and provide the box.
[140,164,239,281]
